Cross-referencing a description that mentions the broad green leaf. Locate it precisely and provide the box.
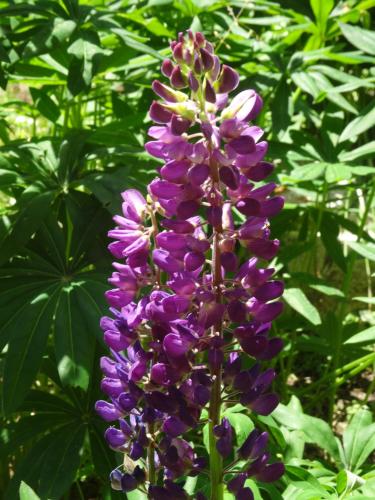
[38,423,86,498]
[349,166,375,176]
[0,183,55,265]
[344,326,375,345]
[300,414,341,463]
[347,241,375,261]
[339,141,375,161]
[67,31,109,94]
[54,284,96,389]
[340,23,375,55]
[2,285,60,414]
[325,163,352,183]
[339,101,375,142]
[5,423,82,499]
[283,288,322,325]
[343,410,375,471]
[19,482,39,500]
[0,412,75,461]
[291,162,326,181]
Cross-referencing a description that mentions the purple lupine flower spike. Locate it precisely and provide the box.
[96,30,284,497]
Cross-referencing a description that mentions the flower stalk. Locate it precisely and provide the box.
[95,30,285,499]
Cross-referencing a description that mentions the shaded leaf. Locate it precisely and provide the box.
[283,288,322,325]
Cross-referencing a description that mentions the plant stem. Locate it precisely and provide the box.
[147,421,156,485]
[328,180,375,423]
[208,196,224,498]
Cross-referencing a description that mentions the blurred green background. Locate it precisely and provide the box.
[0,0,374,498]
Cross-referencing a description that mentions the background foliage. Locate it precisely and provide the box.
[0,0,374,498]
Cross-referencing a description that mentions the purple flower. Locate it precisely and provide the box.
[96,30,284,496]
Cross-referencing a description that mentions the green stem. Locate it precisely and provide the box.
[147,423,156,485]
[328,180,375,422]
[207,161,224,499]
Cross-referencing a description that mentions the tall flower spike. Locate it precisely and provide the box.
[96,30,284,500]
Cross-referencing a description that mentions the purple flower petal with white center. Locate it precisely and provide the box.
[105,427,126,449]
[95,401,121,421]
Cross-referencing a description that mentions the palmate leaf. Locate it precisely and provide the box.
[1,193,110,411]
[54,283,98,389]
[6,422,85,500]
[0,182,55,266]
[2,284,61,414]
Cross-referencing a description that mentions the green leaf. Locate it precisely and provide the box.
[67,31,109,94]
[300,414,341,463]
[54,284,96,389]
[353,296,375,304]
[340,101,375,142]
[19,482,40,500]
[2,285,60,413]
[343,409,375,471]
[321,211,347,271]
[339,141,375,162]
[291,162,326,181]
[112,28,164,60]
[6,422,84,499]
[310,0,333,30]
[347,241,375,261]
[340,23,375,55]
[30,88,60,122]
[344,326,375,345]
[325,163,352,183]
[0,183,55,265]
[283,288,322,325]
[38,423,86,498]
[291,72,320,98]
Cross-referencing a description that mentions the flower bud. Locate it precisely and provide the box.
[200,47,214,71]
[170,65,187,89]
[217,65,239,93]
[204,79,216,103]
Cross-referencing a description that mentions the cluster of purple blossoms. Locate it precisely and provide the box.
[96,30,284,500]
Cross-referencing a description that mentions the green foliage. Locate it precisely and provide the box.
[0,0,374,498]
